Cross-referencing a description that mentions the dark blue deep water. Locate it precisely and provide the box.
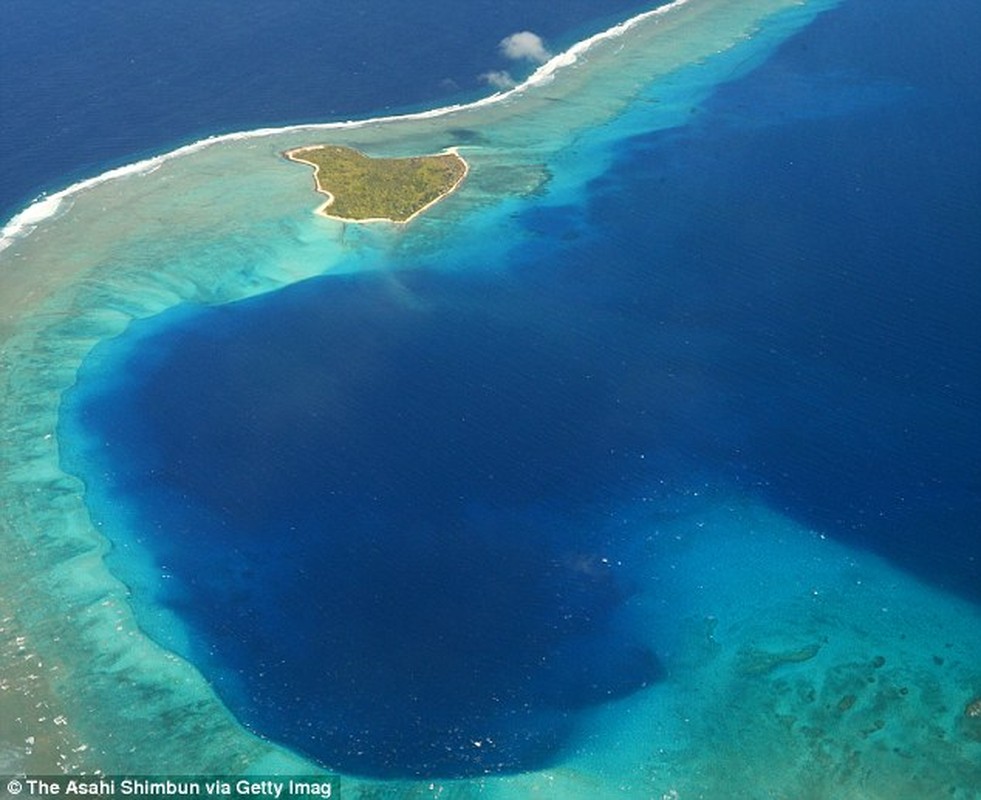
[50,0,981,781]
[65,270,669,777]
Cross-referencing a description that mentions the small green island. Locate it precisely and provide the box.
[284,144,468,224]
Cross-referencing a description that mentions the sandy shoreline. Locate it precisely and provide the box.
[283,145,470,225]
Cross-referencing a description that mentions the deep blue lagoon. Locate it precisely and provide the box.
[64,268,669,776]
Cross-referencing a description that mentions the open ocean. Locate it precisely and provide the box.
[3,0,980,795]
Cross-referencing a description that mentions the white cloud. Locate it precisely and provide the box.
[499,31,550,64]
[480,70,517,90]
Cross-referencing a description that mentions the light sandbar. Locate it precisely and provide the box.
[284,144,469,224]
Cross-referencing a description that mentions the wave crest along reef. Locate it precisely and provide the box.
[11,0,977,797]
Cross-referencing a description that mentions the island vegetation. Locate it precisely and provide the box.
[284,144,468,224]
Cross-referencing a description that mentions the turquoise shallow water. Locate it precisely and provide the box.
[3,0,981,796]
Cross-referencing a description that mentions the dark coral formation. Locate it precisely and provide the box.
[735,643,822,676]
